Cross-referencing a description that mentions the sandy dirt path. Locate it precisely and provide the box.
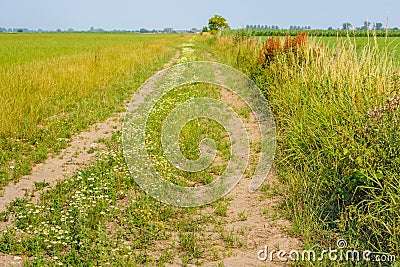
[0,42,302,267]
[163,86,302,267]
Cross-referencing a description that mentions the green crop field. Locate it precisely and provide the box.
[313,36,400,59]
[253,35,400,59]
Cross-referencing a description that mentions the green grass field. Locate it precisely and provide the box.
[318,36,400,59]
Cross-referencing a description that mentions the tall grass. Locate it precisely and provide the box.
[207,34,399,261]
[0,33,189,188]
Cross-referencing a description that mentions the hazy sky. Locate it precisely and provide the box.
[2,0,400,30]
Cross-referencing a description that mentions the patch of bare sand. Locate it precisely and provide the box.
[207,87,302,267]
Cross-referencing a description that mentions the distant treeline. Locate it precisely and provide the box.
[230,29,400,37]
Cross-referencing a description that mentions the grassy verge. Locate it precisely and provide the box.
[202,34,399,265]
[0,33,189,189]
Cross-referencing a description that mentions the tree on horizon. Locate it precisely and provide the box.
[342,22,352,30]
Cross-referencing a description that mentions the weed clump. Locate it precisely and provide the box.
[258,32,308,66]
